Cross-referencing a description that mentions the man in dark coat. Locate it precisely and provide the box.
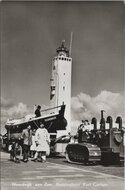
[21,125,32,162]
[35,105,41,117]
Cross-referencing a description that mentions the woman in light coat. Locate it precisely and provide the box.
[35,122,50,162]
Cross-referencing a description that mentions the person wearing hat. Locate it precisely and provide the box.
[34,122,50,162]
[21,125,32,162]
[35,105,41,117]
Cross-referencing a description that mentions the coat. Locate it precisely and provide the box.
[35,128,50,152]
[30,135,37,151]
[35,108,41,117]
[21,129,32,146]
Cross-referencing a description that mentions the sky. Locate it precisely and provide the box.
[1,1,125,134]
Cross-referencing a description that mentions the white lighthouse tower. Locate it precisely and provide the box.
[50,40,72,133]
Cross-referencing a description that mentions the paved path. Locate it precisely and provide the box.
[1,152,124,190]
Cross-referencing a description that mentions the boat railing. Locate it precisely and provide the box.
[40,105,62,116]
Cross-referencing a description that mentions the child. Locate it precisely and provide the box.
[9,138,22,163]
[30,129,37,158]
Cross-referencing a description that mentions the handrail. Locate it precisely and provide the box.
[40,105,64,113]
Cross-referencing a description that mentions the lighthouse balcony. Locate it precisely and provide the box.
[53,56,71,62]
[58,56,72,61]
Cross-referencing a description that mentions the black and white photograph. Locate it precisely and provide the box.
[1,1,125,190]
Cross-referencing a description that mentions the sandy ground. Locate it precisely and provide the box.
[1,151,124,190]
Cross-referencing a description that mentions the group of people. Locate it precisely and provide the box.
[20,122,50,163]
[9,105,51,163]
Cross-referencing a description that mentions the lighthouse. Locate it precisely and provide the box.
[50,40,72,133]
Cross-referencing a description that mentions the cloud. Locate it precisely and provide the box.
[7,102,29,118]
[1,97,14,108]
[1,91,124,135]
[71,90,124,134]
[1,97,31,134]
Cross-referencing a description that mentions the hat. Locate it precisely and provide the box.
[40,122,44,128]
[37,105,41,109]
[27,125,31,129]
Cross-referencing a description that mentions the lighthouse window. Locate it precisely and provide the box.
[51,86,55,90]
[63,86,65,91]
[62,58,64,60]
[65,58,66,61]
[64,73,65,75]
